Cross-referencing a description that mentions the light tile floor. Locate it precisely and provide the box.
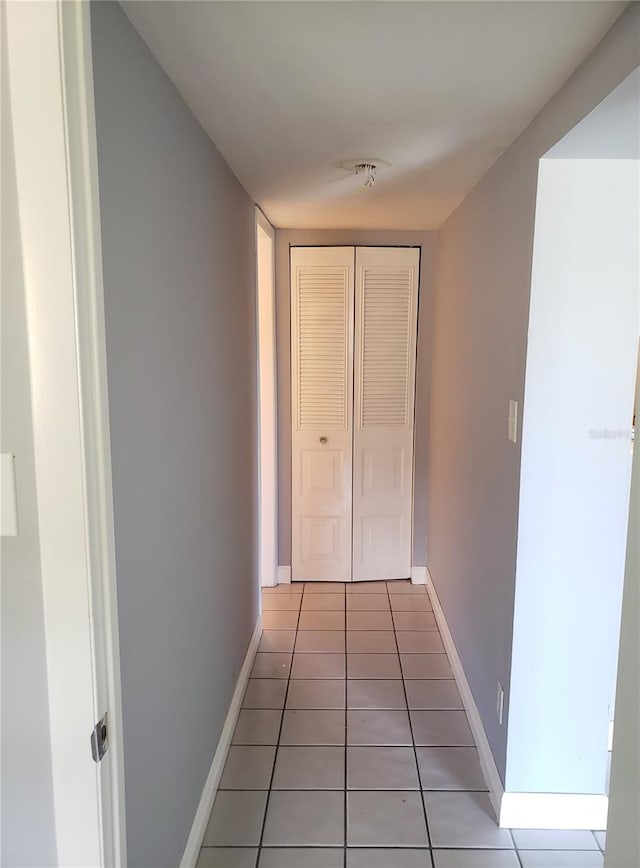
[198,581,606,868]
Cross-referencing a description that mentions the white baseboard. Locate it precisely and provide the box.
[179,617,262,868]
[260,566,278,589]
[425,568,505,820]
[426,568,610,831]
[500,792,609,831]
[411,566,427,585]
[277,565,291,585]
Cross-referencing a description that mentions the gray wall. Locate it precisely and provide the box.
[605,352,640,868]
[91,4,259,866]
[1,21,57,866]
[427,4,640,784]
[275,229,437,569]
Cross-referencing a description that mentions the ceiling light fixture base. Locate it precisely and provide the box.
[340,158,391,191]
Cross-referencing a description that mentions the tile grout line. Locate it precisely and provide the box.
[509,827,525,868]
[386,581,435,864]
[254,587,304,866]
[422,585,521,868]
[343,583,348,868]
[214,787,489,792]
[592,829,605,854]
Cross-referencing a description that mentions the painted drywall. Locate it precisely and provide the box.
[547,67,640,160]
[507,159,638,794]
[90,4,259,866]
[1,24,57,866]
[605,352,640,868]
[275,229,437,570]
[427,5,639,784]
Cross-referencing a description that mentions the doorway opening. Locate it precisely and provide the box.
[503,67,639,828]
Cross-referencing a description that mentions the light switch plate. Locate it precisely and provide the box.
[508,400,518,443]
[497,682,505,725]
[1,453,19,537]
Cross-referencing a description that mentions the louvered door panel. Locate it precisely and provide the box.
[291,247,354,581]
[361,270,412,427]
[353,248,419,581]
[297,269,348,429]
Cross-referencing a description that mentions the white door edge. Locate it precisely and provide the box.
[6,1,126,863]
[59,2,126,861]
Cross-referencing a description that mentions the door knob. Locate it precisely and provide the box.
[319,436,328,445]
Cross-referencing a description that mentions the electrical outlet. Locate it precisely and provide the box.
[508,400,518,443]
[496,682,505,725]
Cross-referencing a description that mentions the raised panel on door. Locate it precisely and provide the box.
[291,246,354,581]
[353,247,419,581]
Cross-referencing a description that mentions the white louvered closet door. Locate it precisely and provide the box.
[291,247,355,581]
[353,247,419,581]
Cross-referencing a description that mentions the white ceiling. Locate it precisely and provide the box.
[122,1,626,230]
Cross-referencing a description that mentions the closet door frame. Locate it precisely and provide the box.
[290,244,420,583]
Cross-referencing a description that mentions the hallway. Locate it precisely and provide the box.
[198,581,606,868]
[4,3,639,865]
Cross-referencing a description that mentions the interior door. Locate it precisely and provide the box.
[291,247,354,581]
[352,247,419,581]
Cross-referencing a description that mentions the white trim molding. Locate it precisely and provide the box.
[58,2,127,861]
[5,1,125,863]
[180,617,263,868]
[425,569,505,819]
[411,566,427,585]
[277,565,292,585]
[255,208,278,589]
[500,792,609,831]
